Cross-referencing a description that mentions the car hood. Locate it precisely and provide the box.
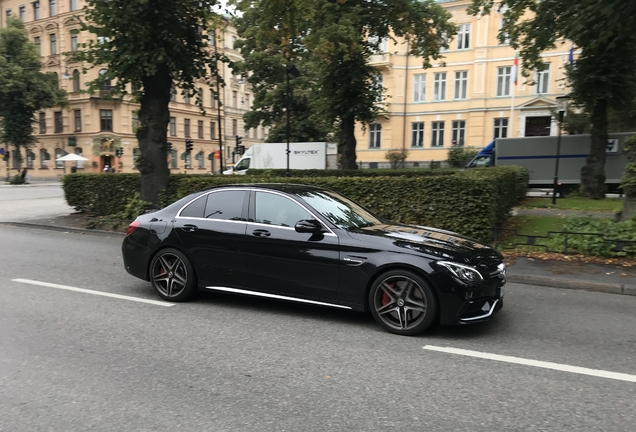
[346,223,501,262]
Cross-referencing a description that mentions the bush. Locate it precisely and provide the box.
[245,168,457,178]
[545,217,636,257]
[447,147,479,168]
[63,167,528,243]
[8,175,26,185]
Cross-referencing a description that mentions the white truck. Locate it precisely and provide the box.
[466,133,633,193]
[224,142,338,175]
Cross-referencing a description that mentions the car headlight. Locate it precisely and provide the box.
[437,261,484,282]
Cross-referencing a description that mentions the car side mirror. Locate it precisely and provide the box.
[295,219,323,233]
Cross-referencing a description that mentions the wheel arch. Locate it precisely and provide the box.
[146,244,200,285]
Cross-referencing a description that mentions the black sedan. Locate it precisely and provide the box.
[122,184,505,336]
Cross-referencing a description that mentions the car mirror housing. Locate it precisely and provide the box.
[295,219,323,233]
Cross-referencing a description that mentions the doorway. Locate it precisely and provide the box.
[102,155,112,172]
[525,116,552,136]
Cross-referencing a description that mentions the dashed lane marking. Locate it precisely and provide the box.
[12,278,175,307]
[423,345,636,383]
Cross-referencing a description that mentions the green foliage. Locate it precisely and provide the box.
[0,18,68,162]
[544,217,636,258]
[447,147,480,168]
[63,167,527,242]
[384,149,409,169]
[8,175,26,185]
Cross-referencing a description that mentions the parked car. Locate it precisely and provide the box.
[122,184,506,335]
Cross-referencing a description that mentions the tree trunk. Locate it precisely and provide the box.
[579,99,608,199]
[137,64,172,207]
[339,115,358,170]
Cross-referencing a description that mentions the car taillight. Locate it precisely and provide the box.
[126,220,141,236]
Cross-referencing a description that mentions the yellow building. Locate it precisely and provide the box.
[0,0,262,180]
[355,0,572,168]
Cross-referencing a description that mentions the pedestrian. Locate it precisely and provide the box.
[21,167,27,181]
[104,164,110,172]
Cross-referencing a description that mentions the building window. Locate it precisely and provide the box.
[72,69,80,92]
[433,72,447,101]
[19,6,26,21]
[169,117,176,136]
[39,112,46,133]
[100,109,113,131]
[70,32,79,52]
[99,69,111,93]
[197,88,203,105]
[184,119,191,137]
[53,111,62,132]
[74,109,81,132]
[133,148,141,169]
[497,66,511,96]
[494,118,508,139]
[369,123,382,148]
[5,9,11,19]
[185,153,192,169]
[499,18,510,45]
[40,149,48,168]
[210,121,216,139]
[232,91,238,108]
[208,30,216,46]
[431,121,444,147]
[50,34,57,55]
[454,71,468,100]
[534,63,550,95]
[33,1,41,20]
[457,23,470,50]
[70,0,78,11]
[26,150,35,169]
[452,120,466,146]
[411,122,424,148]
[210,89,216,108]
[230,119,237,136]
[374,74,384,102]
[196,151,205,169]
[183,91,190,104]
[74,148,84,169]
[169,150,177,169]
[34,37,41,55]
[197,120,204,139]
[55,148,64,169]
[245,94,250,108]
[170,86,176,102]
[49,0,56,16]
[413,74,426,102]
[132,111,139,132]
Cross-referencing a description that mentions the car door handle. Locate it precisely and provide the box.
[252,229,271,237]
[181,224,199,232]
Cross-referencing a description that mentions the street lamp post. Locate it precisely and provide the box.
[285,63,300,176]
[552,95,569,205]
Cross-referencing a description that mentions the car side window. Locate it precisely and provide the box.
[255,192,312,227]
[204,190,247,220]
[180,195,207,218]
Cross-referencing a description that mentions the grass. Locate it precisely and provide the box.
[516,196,624,212]
[497,215,566,252]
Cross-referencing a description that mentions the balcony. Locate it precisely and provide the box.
[369,52,392,68]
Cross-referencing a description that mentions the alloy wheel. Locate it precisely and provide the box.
[372,275,429,332]
[151,252,189,298]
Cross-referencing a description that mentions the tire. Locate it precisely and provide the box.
[368,270,437,336]
[149,248,197,302]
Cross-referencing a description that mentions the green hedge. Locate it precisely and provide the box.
[63,166,528,242]
[245,168,457,177]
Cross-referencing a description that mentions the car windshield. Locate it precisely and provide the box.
[297,190,382,230]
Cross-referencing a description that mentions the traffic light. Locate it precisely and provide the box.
[115,147,124,157]
[167,142,173,153]
[3,151,9,162]
[185,139,193,153]
[235,136,245,155]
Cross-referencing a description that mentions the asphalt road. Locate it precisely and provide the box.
[1,225,635,432]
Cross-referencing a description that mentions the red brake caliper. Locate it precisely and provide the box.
[381,283,393,306]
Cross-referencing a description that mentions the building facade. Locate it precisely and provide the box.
[0,0,263,180]
[355,0,572,168]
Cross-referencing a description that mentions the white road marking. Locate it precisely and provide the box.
[423,345,636,383]
[12,278,175,307]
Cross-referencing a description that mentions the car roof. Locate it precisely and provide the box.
[206,183,327,195]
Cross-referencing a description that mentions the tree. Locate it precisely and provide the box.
[469,0,636,199]
[233,0,455,169]
[75,0,222,206]
[0,17,67,167]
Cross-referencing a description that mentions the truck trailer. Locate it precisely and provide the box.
[224,142,338,175]
[466,133,633,193]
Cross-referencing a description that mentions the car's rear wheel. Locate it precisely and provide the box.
[149,248,197,301]
[369,270,437,336]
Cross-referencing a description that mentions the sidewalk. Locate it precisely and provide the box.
[3,213,635,297]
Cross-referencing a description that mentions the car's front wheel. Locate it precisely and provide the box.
[149,248,197,302]
[369,270,437,336]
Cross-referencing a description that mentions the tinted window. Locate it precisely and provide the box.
[298,190,381,230]
[255,192,312,227]
[204,190,247,220]
[180,195,207,218]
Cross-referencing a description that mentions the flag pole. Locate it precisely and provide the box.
[510,83,515,137]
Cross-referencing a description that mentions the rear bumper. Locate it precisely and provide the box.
[121,237,153,281]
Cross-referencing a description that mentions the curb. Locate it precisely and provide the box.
[507,274,636,296]
[0,221,125,237]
